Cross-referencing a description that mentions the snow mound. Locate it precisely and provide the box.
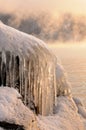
[73,97,86,119]
[0,87,38,130]
[37,96,86,130]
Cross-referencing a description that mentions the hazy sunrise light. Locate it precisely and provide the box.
[0,0,86,15]
[0,1,86,130]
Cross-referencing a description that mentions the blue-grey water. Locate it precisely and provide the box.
[49,44,86,107]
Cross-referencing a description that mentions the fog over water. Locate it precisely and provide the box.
[0,1,86,130]
[0,12,86,42]
[0,0,86,43]
[49,43,86,107]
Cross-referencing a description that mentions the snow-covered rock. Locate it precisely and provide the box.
[0,21,85,130]
[56,63,71,97]
[37,96,86,130]
[73,97,86,119]
[0,87,38,130]
[0,87,86,130]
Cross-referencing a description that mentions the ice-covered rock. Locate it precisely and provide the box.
[0,21,71,116]
[56,63,71,97]
[0,21,57,116]
[0,21,86,130]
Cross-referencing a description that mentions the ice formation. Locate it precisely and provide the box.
[0,22,86,129]
[0,21,59,116]
[0,21,71,116]
[56,63,71,97]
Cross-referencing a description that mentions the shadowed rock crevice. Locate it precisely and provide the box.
[0,121,24,130]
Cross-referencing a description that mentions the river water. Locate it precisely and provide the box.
[48,43,86,107]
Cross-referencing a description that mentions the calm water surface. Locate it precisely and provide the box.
[49,44,86,107]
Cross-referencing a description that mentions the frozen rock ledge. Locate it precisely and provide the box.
[0,21,71,116]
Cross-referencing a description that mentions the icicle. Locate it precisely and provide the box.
[28,60,31,107]
[1,51,6,86]
[13,55,15,88]
[30,60,36,111]
[44,61,50,115]
[10,53,13,87]
[11,55,19,91]
[30,60,34,110]
[54,64,57,106]
[24,59,28,105]
[19,59,22,95]
[11,54,14,88]
[33,58,38,113]
[21,62,23,94]
[21,59,25,102]
[2,50,6,65]
[6,51,11,87]
[36,57,40,114]
[0,52,2,86]
[42,60,46,115]
[38,64,42,115]
[33,58,38,111]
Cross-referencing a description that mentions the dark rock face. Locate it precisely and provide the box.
[0,51,19,87]
[0,122,24,130]
[0,22,57,116]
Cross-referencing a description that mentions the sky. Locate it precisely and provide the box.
[0,0,86,15]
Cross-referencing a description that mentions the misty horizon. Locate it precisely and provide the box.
[0,0,86,43]
[0,0,86,15]
[0,11,86,43]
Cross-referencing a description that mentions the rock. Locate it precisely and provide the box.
[0,87,39,130]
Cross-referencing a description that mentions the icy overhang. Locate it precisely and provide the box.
[0,22,57,116]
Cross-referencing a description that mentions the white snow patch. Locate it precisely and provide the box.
[0,21,49,55]
[56,63,71,96]
[73,97,86,119]
[0,87,37,130]
[0,87,86,130]
[37,96,86,130]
